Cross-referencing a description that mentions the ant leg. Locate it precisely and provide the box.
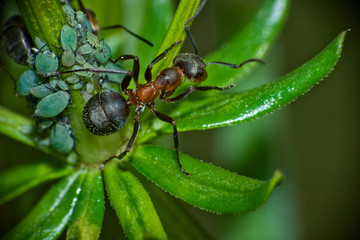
[101,25,153,47]
[112,55,139,86]
[206,58,265,68]
[144,40,182,82]
[117,105,145,159]
[161,84,235,103]
[149,104,190,176]
[184,0,208,55]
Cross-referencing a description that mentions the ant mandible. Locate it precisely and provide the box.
[111,0,264,175]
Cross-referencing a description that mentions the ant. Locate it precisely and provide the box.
[110,0,264,175]
[44,0,263,175]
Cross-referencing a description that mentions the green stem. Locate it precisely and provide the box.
[16,0,69,51]
[152,0,201,76]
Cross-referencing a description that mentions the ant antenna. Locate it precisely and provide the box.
[184,0,208,55]
[101,25,153,47]
[206,58,265,68]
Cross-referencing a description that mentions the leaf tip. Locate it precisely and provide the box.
[272,169,285,187]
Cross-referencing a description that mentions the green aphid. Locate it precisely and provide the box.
[38,119,55,131]
[49,78,58,89]
[72,65,89,77]
[37,137,51,148]
[86,82,94,94]
[62,50,76,67]
[104,61,126,84]
[50,120,74,153]
[81,14,93,34]
[78,43,93,55]
[72,81,83,90]
[66,75,80,84]
[34,91,70,118]
[95,39,111,64]
[17,70,40,96]
[76,11,84,22]
[57,80,69,91]
[35,50,59,74]
[61,25,77,51]
[75,54,85,65]
[30,83,54,98]
[63,3,76,27]
[34,37,48,50]
[87,32,100,47]
[49,78,68,91]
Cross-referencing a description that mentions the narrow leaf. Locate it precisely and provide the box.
[0,106,58,156]
[144,181,214,240]
[0,162,71,205]
[204,0,290,86]
[3,170,86,240]
[104,159,167,240]
[67,168,105,240]
[130,145,284,214]
[164,30,348,131]
[151,0,201,77]
[122,0,174,67]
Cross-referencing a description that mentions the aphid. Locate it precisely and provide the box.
[61,50,76,67]
[35,50,59,74]
[30,83,54,98]
[50,118,75,153]
[1,15,34,65]
[17,70,41,96]
[34,91,70,118]
[60,25,78,51]
[75,0,153,46]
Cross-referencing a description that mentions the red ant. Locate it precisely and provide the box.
[44,0,263,175]
[110,0,264,175]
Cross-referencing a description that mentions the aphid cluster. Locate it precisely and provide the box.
[1,0,136,154]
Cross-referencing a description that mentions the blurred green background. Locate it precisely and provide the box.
[0,0,359,239]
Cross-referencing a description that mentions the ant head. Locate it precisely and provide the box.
[173,53,207,83]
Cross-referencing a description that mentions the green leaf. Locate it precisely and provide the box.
[3,170,86,240]
[0,162,71,205]
[67,168,105,240]
[164,30,348,132]
[151,0,202,77]
[122,0,174,65]
[104,159,167,240]
[204,0,290,86]
[130,145,284,214]
[0,106,61,157]
[144,181,214,240]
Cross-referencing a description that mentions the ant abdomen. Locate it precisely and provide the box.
[173,53,207,83]
[83,90,130,136]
